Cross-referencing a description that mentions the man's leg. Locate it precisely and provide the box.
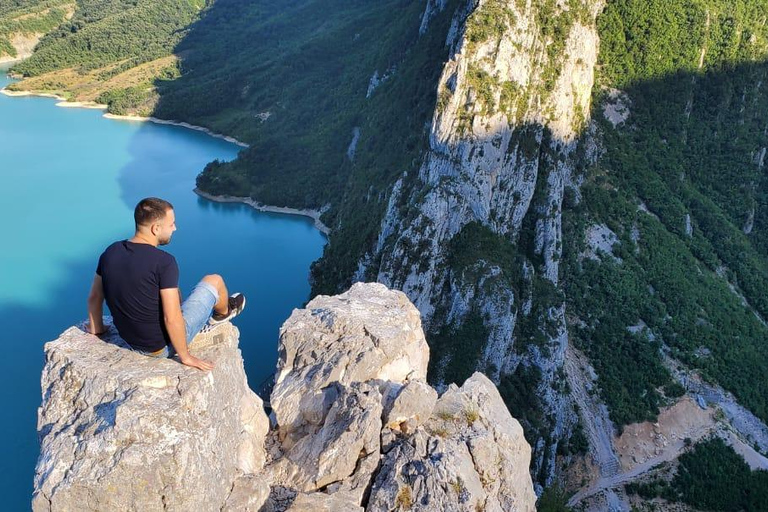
[172,276,222,356]
[201,274,229,317]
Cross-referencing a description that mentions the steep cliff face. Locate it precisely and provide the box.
[355,0,605,488]
[33,283,536,511]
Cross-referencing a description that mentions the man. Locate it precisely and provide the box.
[85,197,246,371]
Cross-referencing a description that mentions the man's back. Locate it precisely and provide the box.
[96,240,179,352]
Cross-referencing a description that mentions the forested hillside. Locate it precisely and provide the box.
[0,0,72,61]
[566,0,768,428]
[178,1,768,505]
[162,0,460,296]
[5,0,205,114]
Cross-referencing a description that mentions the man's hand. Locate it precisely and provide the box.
[160,288,214,371]
[180,354,215,372]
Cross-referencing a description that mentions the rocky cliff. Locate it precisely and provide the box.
[356,0,605,489]
[32,283,536,511]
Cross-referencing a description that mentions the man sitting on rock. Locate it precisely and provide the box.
[85,197,246,371]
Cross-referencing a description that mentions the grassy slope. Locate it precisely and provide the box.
[3,0,204,113]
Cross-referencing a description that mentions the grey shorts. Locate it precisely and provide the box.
[134,279,218,359]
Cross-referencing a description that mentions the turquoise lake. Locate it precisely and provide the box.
[0,67,326,508]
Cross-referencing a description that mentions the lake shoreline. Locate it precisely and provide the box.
[0,86,249,148]
[104,114,249,148]
[193,188,331,237]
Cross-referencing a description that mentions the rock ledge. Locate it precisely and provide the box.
[33,283,535,511]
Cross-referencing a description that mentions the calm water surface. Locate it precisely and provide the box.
[0,66,326,507]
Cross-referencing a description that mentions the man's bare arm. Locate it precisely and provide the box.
[160,288,214,371]
[86,274,107,334]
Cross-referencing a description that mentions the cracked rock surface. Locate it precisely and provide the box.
[265,283,535,511]
[33,283,534,511]
[32,321,268,512]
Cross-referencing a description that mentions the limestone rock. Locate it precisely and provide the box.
[286,491,363,512]
[356,0,607,488]
[33,283,536,512]
[222,474,271,511]
[32,322,269,512]
[276,381,383,492]
[384,378,438,433]
[271,282,429,448]
[368,372,536,512]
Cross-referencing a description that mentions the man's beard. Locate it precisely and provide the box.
[158,235,171,246]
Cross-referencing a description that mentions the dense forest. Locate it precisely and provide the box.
[626,437,768,510]
[171,0,768,434]
[166,0,463,296]
[562,0,768,429]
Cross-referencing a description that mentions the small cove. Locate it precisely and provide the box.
[0,66,326,508]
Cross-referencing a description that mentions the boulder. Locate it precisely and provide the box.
[32,283,535,512]
[271,282,429,449]
[222,474,271,511]
[367,372,536,512]
[286,491,364,512]
[274,381,383,493]
[32,322,269,512]
[384,378,438,433]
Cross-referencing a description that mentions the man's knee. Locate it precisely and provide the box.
[202,274,224,289]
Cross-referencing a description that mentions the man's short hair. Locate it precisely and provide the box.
[134,197,173,228]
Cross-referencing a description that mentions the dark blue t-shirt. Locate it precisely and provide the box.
[96,240,179,352]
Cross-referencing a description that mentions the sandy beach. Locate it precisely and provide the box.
[57,100,107,109]
[1,88,65,100]
[1,83,249,147]
[104,114,249,147]
[193,188,331,236]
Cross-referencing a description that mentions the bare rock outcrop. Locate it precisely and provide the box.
[271,282,429,449]
[32,322,269,512]
[265,283,535,511]
[33,283,535,511]
[368,372,535,512]
[355,0,607,490]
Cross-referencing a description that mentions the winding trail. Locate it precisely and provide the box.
[568,438,687,506]
[564,345,629,509]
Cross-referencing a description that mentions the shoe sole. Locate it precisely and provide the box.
[208,294,246,325]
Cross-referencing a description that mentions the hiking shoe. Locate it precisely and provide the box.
[208,293,246,325]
